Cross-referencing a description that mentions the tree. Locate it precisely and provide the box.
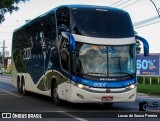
[0,0,29,24]
[136,39,141,54]
[135,31,141,54]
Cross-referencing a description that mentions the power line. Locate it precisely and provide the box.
[134,15,160,29]
[117,0,160,29]
[133,0,160,29]
[0,40,7,69]
[121,0,141,9]
[109,0,122,7]
[114,0,132,7]
[150,0,160,17]
[134,19,160,29]
[134,15,159,26]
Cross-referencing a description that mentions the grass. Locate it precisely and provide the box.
[3,71,11,74]
[137,84,160,96]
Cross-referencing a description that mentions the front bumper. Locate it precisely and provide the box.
[69,85,137,103]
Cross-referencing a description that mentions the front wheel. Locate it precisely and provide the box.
[51,81,62,105]
[20,80,28,95]
[17,80,21,93]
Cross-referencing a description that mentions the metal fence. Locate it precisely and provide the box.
[137,76,160,85]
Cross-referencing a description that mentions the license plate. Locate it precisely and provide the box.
[102,96,113,101]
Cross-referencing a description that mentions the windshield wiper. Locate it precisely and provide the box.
[84,72,107,76]
[110,72,135,78]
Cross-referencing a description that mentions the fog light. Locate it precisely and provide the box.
[77,93,84,100]
[129,94,134,99]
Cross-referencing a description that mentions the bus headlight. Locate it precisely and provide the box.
[76,83,89,89]
[71,81,89,89]
[129,84,135,89]
[127,84,136,90]
[77,84,84,89]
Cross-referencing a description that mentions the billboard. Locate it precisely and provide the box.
[137,54,160,76]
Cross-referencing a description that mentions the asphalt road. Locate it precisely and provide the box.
[0,75,160,121]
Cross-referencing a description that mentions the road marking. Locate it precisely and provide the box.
[62,112,88,121]
[137,97,160,101]
[129,106,138,109]
[0,76,12,80]
[44,111,88,121]
[0,89,20,98]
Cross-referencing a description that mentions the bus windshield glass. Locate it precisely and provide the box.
[75,43,136,77]
[71,8,134,38]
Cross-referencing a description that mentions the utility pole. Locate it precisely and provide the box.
[3,40,5,71]
[1,40,7,71]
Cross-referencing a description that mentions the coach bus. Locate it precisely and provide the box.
[12,5,149,106]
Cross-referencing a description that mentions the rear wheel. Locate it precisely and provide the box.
[21,80,26,95]
[20,77,28,95]
[17,79,21,93]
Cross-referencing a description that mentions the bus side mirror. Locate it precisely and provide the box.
[60,48,69,61]
[61,32,76,53]
[61,32,76,74]
[135,35,149,56]
[60,48,70,72]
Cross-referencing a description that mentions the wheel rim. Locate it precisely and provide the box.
[53,87,59,103]
[22,81,25,95]
[18,81,21,93]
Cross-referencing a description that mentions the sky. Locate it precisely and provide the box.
[0,0,160,56]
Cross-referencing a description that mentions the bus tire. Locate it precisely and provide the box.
[51,81,62,105]
[21,77,27,95]
[17,77,21,93]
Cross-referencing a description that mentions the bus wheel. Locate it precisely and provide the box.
[52,82,61,105]
[21,79,27,95]
[17,79,21,93]
[103,103,113,108]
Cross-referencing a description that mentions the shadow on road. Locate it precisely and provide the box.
[25,91,131,111]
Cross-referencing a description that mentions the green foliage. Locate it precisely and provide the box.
[137,76,143,84]
[145,77,150,84]
[138,84,160,96]
[136,40,141,54]
[2,71,11,75]
[135,31,141,54]
[137,76,160,84]
[151,77,160,84]
[0,0,29,23]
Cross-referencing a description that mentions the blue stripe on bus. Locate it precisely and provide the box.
[66,32,76,53]
[70,75,136,88]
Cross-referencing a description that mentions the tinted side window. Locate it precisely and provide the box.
[56,7,71,72]
[56,7,70,34]
[26,14,57,83]
[71,9,134,38]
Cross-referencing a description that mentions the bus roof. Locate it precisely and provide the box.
[13,4,126,33]
[64,4,124,11]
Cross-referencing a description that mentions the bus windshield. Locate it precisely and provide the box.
[71,8,134,38]
[75,42,136,77]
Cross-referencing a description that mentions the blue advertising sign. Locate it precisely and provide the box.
[137,54,160,76]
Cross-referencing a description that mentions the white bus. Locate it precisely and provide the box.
[12,5,149,106]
